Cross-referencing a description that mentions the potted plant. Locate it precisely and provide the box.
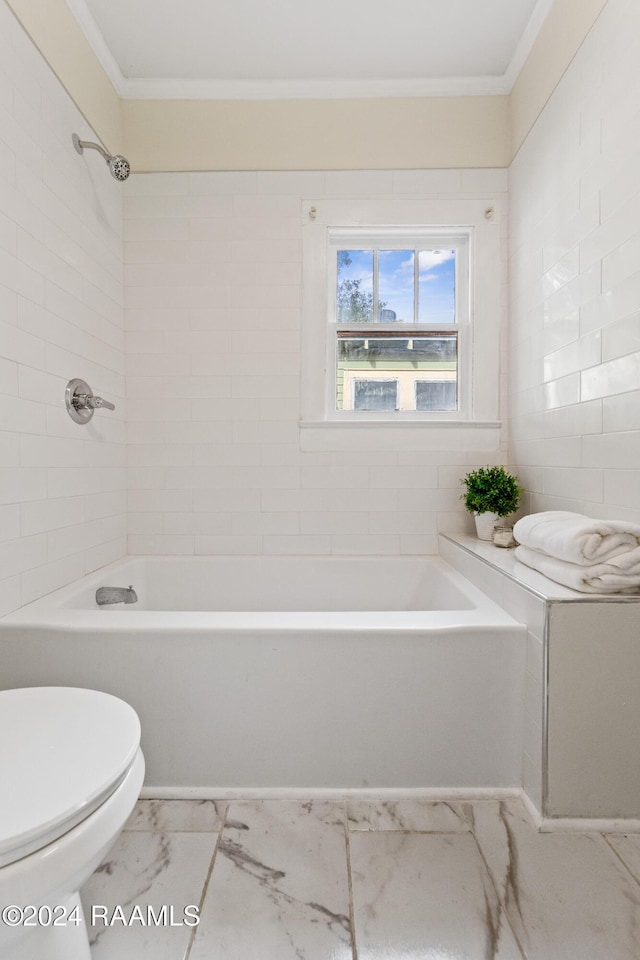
[461,466,522,541]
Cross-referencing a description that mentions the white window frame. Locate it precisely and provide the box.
[328,226,469,421]
[300,197,502,452]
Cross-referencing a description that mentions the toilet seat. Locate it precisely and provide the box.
[0,687,141,869]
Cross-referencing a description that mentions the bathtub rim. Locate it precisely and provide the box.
[2,554,523,631]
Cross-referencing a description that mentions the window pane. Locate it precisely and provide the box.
[418,249,456,323]
[353,379,398,410]
[337,249,374,323]
[378,250,414,322]
[415,379,457,411]
[337,333,457,411]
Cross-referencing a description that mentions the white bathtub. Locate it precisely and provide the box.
[0,556,526,797]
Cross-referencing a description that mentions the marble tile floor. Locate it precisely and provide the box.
[79,796,640,960]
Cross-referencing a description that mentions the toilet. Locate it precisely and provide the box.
[0,687,145,960]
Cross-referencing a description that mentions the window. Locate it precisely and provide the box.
[329,227,469,418]
[300,198,502,451]
[352,378,399,411]
[415,379,457,411]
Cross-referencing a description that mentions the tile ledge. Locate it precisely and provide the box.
[439,532,640,603]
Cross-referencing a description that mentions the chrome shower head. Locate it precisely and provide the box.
[72,133,131,181]
[107,154,131,182]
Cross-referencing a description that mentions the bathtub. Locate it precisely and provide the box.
[0,556,526,797]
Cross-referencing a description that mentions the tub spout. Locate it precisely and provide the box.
[96,585,138,605]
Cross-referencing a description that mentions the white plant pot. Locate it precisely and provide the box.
[474,512,500,541]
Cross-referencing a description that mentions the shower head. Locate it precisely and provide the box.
[107,154,131,182]
[72,133,131,181]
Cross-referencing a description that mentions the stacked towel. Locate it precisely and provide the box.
[513,511,640,594]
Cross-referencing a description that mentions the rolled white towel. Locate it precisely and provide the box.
[515,544,640,594]
[513,511,640,565]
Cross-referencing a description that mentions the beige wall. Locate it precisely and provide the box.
[3,0,609,171]
[123,96,509,172]
[4,0,122,153]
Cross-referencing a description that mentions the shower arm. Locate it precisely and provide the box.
[72,134,110,162]
[71,133,130,181]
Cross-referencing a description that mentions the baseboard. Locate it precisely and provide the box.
[140,785,640,832]
[538,815,640,833]
[140,785,523,802]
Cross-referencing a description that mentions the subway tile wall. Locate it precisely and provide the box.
[0,3,125,615]
[124,170,508,556]
[508,0,640,521]
[439,536,545,812]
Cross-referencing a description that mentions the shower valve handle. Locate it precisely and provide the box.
[65,378,116,424]
[80,393,115,411]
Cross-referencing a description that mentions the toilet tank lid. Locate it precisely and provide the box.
[0,687,140,864]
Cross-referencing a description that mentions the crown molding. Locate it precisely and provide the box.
[503,0,556,89]
[119,75,513,100]
[64,0,126,95]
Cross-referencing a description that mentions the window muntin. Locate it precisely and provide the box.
[329,228,469,419]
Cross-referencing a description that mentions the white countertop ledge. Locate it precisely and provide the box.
[439,532,640,603]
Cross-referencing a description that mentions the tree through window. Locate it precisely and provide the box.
[332,232,466,413]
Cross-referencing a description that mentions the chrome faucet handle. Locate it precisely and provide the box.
[84,394,115,411]
[65,378,116,424]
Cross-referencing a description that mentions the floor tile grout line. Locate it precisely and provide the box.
[469,803,528,960]
[95,796,640,959]
[601,833,640,890]
[343,802,359,960]
[347,827,472,834]
[183,800,230,960]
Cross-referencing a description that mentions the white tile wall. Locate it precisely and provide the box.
[439,535,547,813]
[17,0,637,582]
[508,0,640,522]
[0,2,125,614]
[125,169,508,555]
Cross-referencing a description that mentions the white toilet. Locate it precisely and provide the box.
[0,687,145,960]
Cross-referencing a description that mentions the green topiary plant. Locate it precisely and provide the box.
[461,466,522,517]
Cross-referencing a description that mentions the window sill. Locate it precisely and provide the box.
[299,419,502,452]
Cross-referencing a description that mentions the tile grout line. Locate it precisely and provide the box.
[183,800,230,960]
[601,834,640,891]
[343,803,359,960]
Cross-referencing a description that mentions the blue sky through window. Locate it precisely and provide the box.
[418,250,456,323]
[379,249,413,321]
[337,249,455,323]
